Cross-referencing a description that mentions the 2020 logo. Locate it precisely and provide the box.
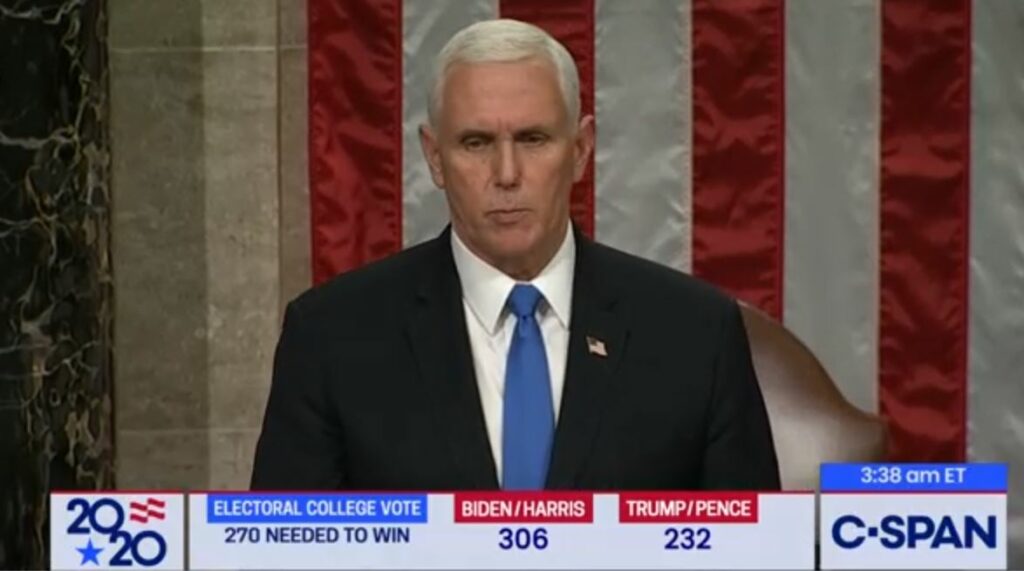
[65,497,168,567]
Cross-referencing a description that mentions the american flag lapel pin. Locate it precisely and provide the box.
[586,335,608,357]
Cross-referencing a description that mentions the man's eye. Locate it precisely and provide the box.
[462,137,488,150]
[520,133,549,146]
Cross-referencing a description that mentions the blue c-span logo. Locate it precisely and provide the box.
[51,493,184,570]
[831,514,998,550]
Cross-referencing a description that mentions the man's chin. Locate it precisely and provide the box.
[478,234,543,271]
[484,226,542,258]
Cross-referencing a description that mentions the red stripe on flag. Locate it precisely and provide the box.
[309,0,403,283]
[879,0,971,461]
[690,0,786,319]
[499,0,596,239]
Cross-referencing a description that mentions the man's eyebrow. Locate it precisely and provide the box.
[455,129,493,139]
[514,125,552,135]
[452,126,555,140]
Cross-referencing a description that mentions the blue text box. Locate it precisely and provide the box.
[206,494,429,524]
[820,463,1007,492]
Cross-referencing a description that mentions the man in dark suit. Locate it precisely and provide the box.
[251,19,779,491]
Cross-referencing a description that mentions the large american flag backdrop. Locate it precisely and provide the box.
[305,0,1022,558]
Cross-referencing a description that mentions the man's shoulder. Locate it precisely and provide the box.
[586,240,735,312]
[285,237,444,331]
[585,240,744,358]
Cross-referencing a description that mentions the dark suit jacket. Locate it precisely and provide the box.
[251,227,780,490]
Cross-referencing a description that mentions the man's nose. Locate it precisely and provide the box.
[493,139,521,190]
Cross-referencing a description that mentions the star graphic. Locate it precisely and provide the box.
[76,538,103,566]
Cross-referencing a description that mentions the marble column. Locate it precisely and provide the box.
[0,1,114,568]
[279,0,312,308]
[109,0,280,489]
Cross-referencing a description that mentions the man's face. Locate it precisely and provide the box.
[420,57,594,278]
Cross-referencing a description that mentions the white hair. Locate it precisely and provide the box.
[427,19,581,128]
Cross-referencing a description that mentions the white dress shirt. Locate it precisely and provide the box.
[451,226,575,484]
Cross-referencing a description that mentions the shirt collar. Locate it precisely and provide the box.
[451,225,575,334]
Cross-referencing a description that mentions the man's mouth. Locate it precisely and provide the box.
[487,209,530,224]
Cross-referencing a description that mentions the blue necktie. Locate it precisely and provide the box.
[502,284,555,490]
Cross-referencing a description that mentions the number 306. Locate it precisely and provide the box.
[498,527,548,550]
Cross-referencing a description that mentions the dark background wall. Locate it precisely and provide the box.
[1,0,308,566]
[0,0,114,568]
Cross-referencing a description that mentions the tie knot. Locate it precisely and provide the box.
[507,284,544,319]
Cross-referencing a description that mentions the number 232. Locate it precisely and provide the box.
[664,527,711,550]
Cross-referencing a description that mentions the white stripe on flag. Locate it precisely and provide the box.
[402,0,499,247]
[969,0,1024,566]
[783,0,880,413]
[594,0,691,271]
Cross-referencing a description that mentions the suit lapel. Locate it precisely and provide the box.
[546,234,628,489]
[405,231,499,489]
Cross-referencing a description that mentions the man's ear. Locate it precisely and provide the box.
[572,114,595,182]
[419,124,445,189]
